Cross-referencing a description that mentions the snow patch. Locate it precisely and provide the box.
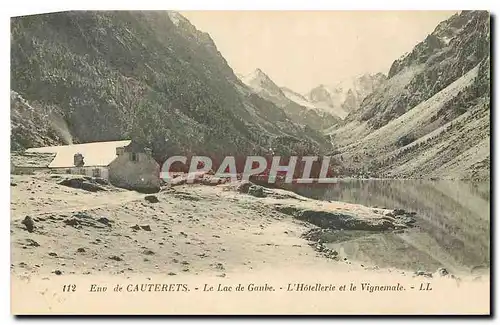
[167,11,183,27]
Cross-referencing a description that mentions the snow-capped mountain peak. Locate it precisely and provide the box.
[241,69,285,97]
[307,73,387,115]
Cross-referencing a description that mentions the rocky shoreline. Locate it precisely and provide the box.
[11,173,470,281]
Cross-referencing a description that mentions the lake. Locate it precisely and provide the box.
[293,179,491,275]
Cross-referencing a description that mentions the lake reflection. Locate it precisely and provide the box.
[293,179,490,275]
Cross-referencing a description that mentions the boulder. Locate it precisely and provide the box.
[97,217,112,226]
[393,209,406,216]
[58,177,106,192]
[64,218,80,227]
[236,181,252,194]
[21,216,34,233]
[278,206,397,231]
[201,176,226,186]
[26,239,40,247]
[144,195,159,203]
[248,185,266,198]
[81,181,106,192]
[93,177,109,185]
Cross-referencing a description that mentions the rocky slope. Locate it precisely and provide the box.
[328,10,490,180]
[10,91,69,151]
[11,11,330,158]
[241,69,339,129]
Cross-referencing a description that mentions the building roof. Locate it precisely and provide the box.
[26,140,132,168]
[11,152,56,168]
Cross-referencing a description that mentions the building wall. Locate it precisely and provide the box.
[50,167,109,179]
[11,166,51,175]
[108,151,160,193]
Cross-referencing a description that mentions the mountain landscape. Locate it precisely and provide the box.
[10,10,490,181]
[10,11,331,160]
[240,68,340,129]
[10,11,491,314]
[327,10,490,181]
[306,73,387,119]
[240,69,387,126]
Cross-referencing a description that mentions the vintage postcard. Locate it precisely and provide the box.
[10,10,490,315]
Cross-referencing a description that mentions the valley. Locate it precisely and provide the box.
[9,10,491,311]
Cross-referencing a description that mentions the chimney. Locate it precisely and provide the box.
[74,153,84,167]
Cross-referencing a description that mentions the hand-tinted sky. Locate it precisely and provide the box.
[180,10,457,93]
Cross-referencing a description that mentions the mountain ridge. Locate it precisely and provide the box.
[10,10,490,180]
[240,68,340,130]
[327,10,490,180]
[10,11,332,159]
[306,73,387,119]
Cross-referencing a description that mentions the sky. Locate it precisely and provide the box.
[180,10,457,93]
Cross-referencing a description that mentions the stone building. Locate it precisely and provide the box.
[23,140,160,193]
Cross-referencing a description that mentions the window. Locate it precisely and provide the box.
[93,168,101,177]
[131,152,138,162]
